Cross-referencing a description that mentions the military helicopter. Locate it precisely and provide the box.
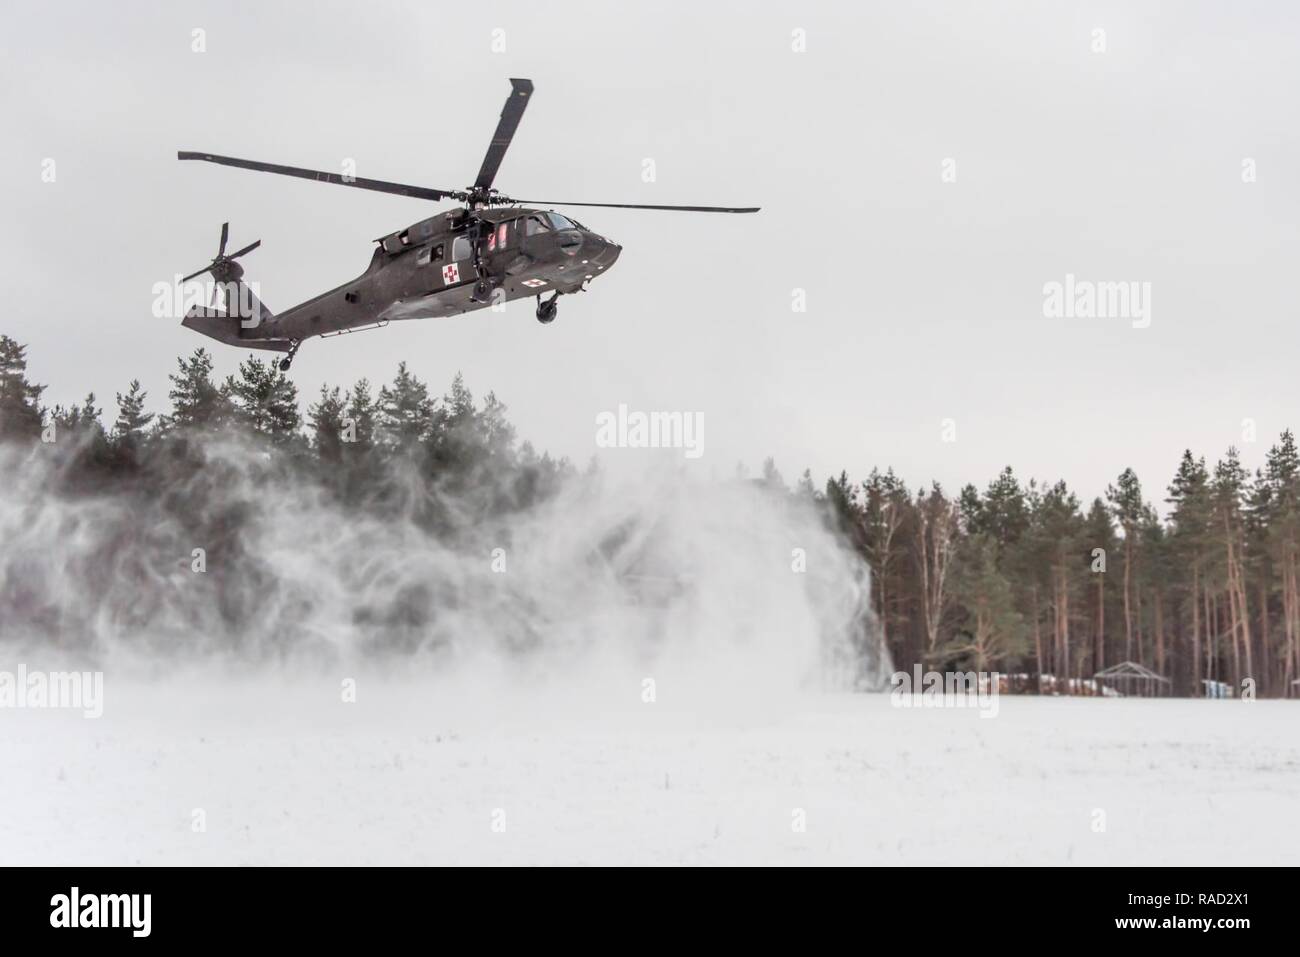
[176,78,758,371]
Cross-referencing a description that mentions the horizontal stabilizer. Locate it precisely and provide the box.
[182,308,293,353]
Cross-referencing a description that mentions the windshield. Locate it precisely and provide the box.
[547,212,578,231]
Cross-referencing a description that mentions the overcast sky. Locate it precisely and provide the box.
[3,1,1298,506]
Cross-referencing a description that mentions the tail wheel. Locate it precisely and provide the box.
[279,339,301,371]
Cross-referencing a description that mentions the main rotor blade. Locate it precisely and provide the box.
[473,78,534,191]
[510,199,760,213]
[178,152,462,202]
[218,221,229,257]
[227,239,261,259]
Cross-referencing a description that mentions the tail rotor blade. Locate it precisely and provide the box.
[218,222,229,257]
[227,239,261,260]
[181,266,209,283]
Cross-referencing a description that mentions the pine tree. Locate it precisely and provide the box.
[434,371,479,471]
[81,393,104,438]
[1212,448,1253,687]
[1107,467,1146,662]
[760,457,786,492]
[113,380,154,442]
[50,393,103,439]
[1167,450,1212,691]
[166,348,229,431]
[914,482,958,665]
[443,371,475,426]
[378,362,435,446]
[862,468,908,653]
[945,533,1027,672]
[0,335,45,442]
[307,384,346,462]
[226,356,301,442]
[1244,467,1275,691]
[1083,497,1117,673]
[478,391,516,461]
[109,379,154,468]
[1260,431,1300,691]
[965,467,1036,679]
[1139,507,1171,679]
[965,466,1031,550]
[796,468,817,500]
[825,471,863,547]
[344,379,377,451]
[1034,480,1083,681]
[335,378,380,505]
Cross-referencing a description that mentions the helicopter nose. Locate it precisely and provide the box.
[584,233,621,272]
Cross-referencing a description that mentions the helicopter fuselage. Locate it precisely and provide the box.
[260,207,620,343]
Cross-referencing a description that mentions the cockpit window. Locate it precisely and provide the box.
[548,212,577,231]
[524,215,551,236]
[451,235,472,260]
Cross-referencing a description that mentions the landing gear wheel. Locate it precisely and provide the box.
[472,277,493,303]
[536,293,558,324]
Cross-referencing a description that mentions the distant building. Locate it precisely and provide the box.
[1093,661,1172,698]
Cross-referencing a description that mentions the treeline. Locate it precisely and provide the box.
[771,434,1300,697]
[0,334,586,654]
[0,335,574,532]
[3,333,1298,694]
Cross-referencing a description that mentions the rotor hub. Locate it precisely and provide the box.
[463,186,514,209]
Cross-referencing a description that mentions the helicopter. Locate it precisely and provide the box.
[176,78,759,371]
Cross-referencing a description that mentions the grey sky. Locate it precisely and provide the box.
[3,1,1298,507]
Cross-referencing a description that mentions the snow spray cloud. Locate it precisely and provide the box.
[0,437,890,694]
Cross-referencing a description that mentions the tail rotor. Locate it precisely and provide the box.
[182,222,261,283]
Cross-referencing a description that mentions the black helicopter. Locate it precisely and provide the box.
[176,78,758,371]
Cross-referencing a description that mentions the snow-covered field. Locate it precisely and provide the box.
[4,676,1297,866]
